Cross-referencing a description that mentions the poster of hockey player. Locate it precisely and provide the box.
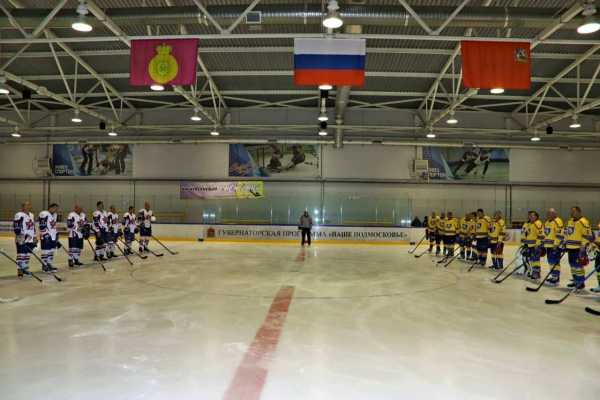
[229,144,320,178]
[423,146,509,182]
[52,144,133,176]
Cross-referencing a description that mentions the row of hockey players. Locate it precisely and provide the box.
[426,206,600,293]
[12,200,155,278]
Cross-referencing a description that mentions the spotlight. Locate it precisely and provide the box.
[319,84,333,91]
[318,112,329,122]
[71,109,82,123]
[578,3,600,34]
[323,0,343,29]
[210,129,220,136]
[72,1,93,32]
[108,126,118,136]
[318,129,328,136]
[569,115,581,129]
[190,109,202,122]
[426,132,436,139]
[11,128,21,138]
[150,84,165,91]
[490,88,505,94]
[530,135,541,142]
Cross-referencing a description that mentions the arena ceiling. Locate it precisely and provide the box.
[1,0,600,147]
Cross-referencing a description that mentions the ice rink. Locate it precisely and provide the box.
[1,238,599,400]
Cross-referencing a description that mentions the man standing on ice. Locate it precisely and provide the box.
[299,210,313,246]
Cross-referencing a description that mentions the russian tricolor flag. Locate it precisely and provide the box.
[294,38,366,87]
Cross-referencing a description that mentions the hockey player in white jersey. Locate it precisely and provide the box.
[13,201,37,278]
[138,201,155,253]
[107,205,121,258]
[92,201,109,261]
[122,206,138,255]
[67,204,86,268]
[38,203,60,272]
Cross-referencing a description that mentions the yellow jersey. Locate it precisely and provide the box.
[564,217,592,249]
[475,216,492,238]
[489,218,506,243]
[437,217,446,235]
[467,219,476,237]
[521,220,544,248]
[459,217,469,236]
[444,217,459,236]
[542,217,564,248]
[427,217,437,230]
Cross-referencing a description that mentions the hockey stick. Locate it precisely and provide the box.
[151,235,178,255]
[134,239,163,257]
[27,248,62,282]
[585,307,600,316]
[545,269,596,305]
[85,239,106,272]
[118,238,148,260]
[443,252,463,268]
[524,250,566,292]
[0,248,43,283]
[408,235,426,254]
[489,249,524,280]
[113,241,134,266]
[413,248,430,258]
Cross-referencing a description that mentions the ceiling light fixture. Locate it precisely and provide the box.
[426,132,436,139]
[318,129,328,136]
[210,128,220,136]
[490,88,505,94]
[11,127,20,138]
[323,0,343,29]
[190,108,202,122]
[72,0,93,32]
[530,134,541,142]
[318,112,329,122]
[71,109,82,123]
[569,115,581,129]
[319,84,333,91]
[446,111,458,125]
[578,3,600,34]
[150,84,165,91]
[108,126,118,137]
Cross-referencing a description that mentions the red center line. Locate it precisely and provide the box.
[222,285,295,400]
[295,248,306,263]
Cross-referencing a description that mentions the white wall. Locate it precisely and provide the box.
[133,143,228,178]
[322,144,415,180]
[509,148,600,184]
[0,144,47,178]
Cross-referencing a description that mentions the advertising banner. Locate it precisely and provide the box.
[229,144,320,178]
[423,146,509,182]
[180,181,264,199]
[52,144,132,176]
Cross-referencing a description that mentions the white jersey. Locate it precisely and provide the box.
[67,211,85,239]
[107,211,120,233]
[123,212,137,233]
[138,209,153,229]
[13,211,36,242]
[39,210,58,240]
[92,210,108,232]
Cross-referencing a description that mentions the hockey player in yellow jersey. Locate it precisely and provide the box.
[489,211,506,270]
[437,212,446,256]
[543,208,564,286]
[458,213,470,260]
[443,211,459,257]
[427,212,438,253]
[564,206,593,290]
[521,211,544,280]
[474,209,492,266]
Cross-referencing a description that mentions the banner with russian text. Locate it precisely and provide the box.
[52,144,133,176]
[130,39,198,86]
[180,181,265,200]
[423,146,509,182]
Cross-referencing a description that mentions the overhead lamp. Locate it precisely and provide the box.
[318,112,329,122]
[190,108,202,122]
[318,129,328,136]
[210,129,220,136]
[71,109,82,123]
[530,134,541,142]
[108,126,118,137]
[490,88,505,94]
[426,132,436,139]
[150,84,165,91]
[72,1,93,32]
[11,127,20,138]
[578,3,600,34]
[569,115,581,129]
[446,111,458,125]
[323,0,343,29]
[319,84,333,91]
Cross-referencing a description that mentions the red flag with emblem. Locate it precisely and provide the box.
[461,41,531,90]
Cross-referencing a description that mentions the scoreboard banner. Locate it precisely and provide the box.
[180,181,264,199]
[424,146,509,182]
[52,144,133,177]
